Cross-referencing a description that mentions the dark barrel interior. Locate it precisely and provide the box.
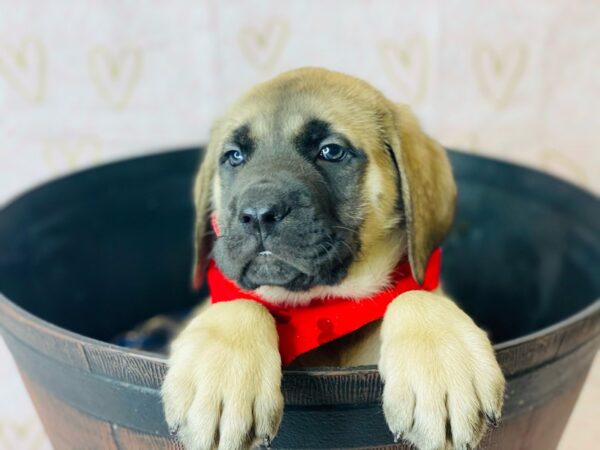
[1,148,599,450]
[0,148,599,346]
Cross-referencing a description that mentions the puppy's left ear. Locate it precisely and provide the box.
[191,136,220,290]
[387,104,457,284]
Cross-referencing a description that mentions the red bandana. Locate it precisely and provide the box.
[207,248,441,365]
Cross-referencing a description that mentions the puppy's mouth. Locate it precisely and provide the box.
[214,230,357,292]
[242,251,304,289]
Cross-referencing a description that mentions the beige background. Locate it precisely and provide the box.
[0,1,598,448]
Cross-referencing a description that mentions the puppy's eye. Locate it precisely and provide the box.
[224,149,245,167]
[318,144,348,162]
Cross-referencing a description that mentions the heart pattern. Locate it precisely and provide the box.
[379,36,429,104]
[0,38,46,103]
[0,5,599,449]
[43,135,103,173]
[238,19,290,71]
[474,43,527,108]
[88,46,143,109]
[0,418,48,450]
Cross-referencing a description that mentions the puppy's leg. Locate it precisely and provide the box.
[162,300,283,450]
[379,291,505,450]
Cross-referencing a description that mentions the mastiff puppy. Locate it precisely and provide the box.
[162,68,505,450]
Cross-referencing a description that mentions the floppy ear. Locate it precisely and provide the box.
[387,104,457,284]
[192,140,219,290]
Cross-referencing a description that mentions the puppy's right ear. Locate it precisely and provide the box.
[192,137,220,290]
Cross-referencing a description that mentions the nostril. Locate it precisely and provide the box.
[240,207,257,225]
[263,211,276,223]
[239,205,290,229]
[256,206,285,224]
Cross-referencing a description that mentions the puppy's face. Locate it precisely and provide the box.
[211,75,394,293]
[213,116,367,291]
[194,68,456,303]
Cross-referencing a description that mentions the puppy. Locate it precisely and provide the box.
[162,68,505,450]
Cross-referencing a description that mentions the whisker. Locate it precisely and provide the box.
[332,225,360,236]
[337,239,357,259]
[322,239,345,266]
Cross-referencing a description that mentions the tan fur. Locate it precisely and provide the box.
[162,300,283,449]
[163,68,505,450]
[387,104,457,283]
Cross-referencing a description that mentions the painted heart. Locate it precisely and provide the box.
[0,418,48,450]
[238,19,290,71]
[474,43,527,108]
[88,46,143,109]
[379,36,428,104]
[43,135,103,173]
[0,38,45,103]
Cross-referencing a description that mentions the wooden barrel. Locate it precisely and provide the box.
[0,149,598,449]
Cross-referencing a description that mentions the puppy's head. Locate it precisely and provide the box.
[193,68,456,304]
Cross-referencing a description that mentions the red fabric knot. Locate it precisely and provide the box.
[206,248,442,365]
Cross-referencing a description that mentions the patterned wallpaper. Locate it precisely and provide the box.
[1,1,599,448]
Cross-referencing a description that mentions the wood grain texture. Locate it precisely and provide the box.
[2,314,597,448]
[495,304,600,376]
[4,294,598,403]
[85,343,166,389]
[282,369,383,406]
[113,425,185,450]
[21,374,118,450]
[480,373,587,450]
[501,338,597,418]
[518,375,587,450]
[0,296,90,370]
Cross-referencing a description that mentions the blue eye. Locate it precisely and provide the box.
[225,149,245,167]
[318,144,348,162]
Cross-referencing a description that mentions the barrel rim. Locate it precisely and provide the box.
[1,290,598,374]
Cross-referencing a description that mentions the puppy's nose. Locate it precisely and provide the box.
[239,204,289,237]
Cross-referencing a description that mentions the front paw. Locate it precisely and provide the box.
[161,300,284,450]
[379,292,505,450]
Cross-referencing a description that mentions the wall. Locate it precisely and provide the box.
[0,1,598,448]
